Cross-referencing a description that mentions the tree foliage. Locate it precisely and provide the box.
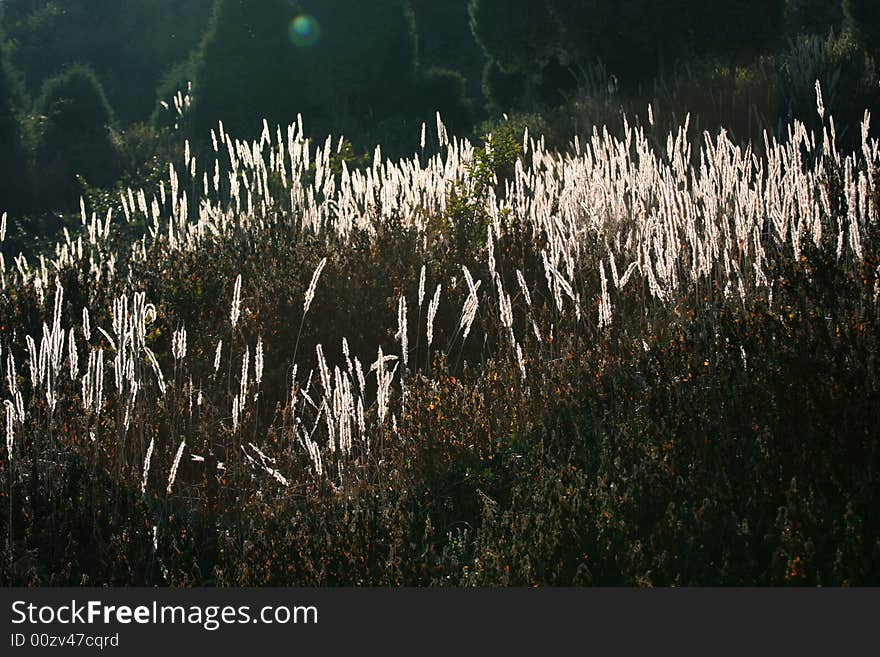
[547,0,691,83]
[785,0,844,37]
[192,0,422,142]
[191,0,296,139]
[469,0,788,90]
[481,58,528,113]
[689,0,787,68]
[0,36,28,213]
[294,0,419,128]
[1,0,213,123]
[34,64,119,207]
[844,0,880,58]
[414,67,474,136]
[0,0,876,219]
[467,0,559,75]
[408,0,484,99]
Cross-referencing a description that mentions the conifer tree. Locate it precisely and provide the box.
[3,0,214,123]
[414,68,474,135]
[408,0,484,98]
[547,0,693,85]
[34,64,120,208]
[192,0,298,139]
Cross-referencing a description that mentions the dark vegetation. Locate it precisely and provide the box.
[1,130,878,585]
[1,0,878,231]
[0,0,878,585]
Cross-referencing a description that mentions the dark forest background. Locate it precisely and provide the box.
[0,0,878,246]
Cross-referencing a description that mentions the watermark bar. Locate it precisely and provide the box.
[1,588,876,655]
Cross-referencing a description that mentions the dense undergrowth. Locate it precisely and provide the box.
[0,98,878,585]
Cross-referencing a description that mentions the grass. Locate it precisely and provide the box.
[0,95,878,585]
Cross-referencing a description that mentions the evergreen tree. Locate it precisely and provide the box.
[547,0,693,85]
[468,0,565,111]
[191,0,297,139]
[481,58,528,113]
[34,64,120,208]
[3,0,213,123]
[537,54,579,106]
[295,0,418,126]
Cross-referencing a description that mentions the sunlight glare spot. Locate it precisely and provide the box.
[289,15,320,48]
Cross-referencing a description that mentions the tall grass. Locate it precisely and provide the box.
[0,84,878,585]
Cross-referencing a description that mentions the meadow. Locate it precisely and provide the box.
[0,84,878,585]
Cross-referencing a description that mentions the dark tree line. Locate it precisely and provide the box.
[0,0,878,219]
[33,64,119,207]
[191,0,474,145]
[1,0,213,123]
[469,0,791,109]
[0,36,28,214]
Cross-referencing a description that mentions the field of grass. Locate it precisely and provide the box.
[1,91,878,585]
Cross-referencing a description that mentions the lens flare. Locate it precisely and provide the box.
[289,15,320,48]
